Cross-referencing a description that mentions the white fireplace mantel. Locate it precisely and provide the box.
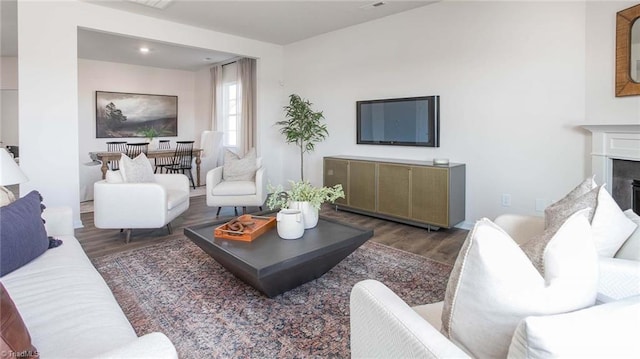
[581,124,640,185]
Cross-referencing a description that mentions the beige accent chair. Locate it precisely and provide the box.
[94,171,190,243]
[206,157,266,216]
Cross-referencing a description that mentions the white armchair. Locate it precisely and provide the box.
[94,173,190,243]
[206,157,266,216]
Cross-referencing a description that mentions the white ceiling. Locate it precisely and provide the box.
[1,0,438,71]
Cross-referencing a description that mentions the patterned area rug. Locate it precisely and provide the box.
[93,236,452,358]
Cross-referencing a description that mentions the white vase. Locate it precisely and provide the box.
[289,201,319,229]
[276,209,305,239]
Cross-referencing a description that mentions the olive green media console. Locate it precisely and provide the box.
[323,156,465,229]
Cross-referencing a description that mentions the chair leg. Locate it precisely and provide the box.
[186,169,196,189]
[234,207,238,216]
[259,206,262,211]
[242,206,247,214]
[216,207,222,217]
[167,222,173,234]
[125,229,132,244]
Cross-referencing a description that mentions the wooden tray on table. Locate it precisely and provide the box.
[214,214,276,242]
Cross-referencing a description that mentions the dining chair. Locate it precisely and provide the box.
[167,141,196,189]
[126,142,149,158]
[154,140,173,173]
[106,141,127,170]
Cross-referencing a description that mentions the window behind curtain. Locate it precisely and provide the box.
[220,63,240,149]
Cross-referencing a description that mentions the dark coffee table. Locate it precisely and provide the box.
[184,213,373,297]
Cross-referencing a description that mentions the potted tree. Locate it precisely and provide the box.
[267,180,344,229]
[276,94,328,181]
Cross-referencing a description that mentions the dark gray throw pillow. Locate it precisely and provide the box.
[0,191,50,276]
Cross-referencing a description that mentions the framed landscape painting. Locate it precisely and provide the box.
[95,91,178,138]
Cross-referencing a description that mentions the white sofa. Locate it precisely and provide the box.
[0,207,177,358]
[350,212,640,358]
[94,172,190,243]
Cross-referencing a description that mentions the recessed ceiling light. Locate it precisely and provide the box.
[127,0,173,10]
[360,1,386,10]
[139,47,150,54]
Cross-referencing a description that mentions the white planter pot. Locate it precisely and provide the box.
[276,209,305,239]
[289,201,319,229]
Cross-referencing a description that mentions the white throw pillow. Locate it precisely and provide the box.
[615,210,640,261]
[105,170,124,183]
[441,209,598,359]
[508,295,640,359]
[591,186,638,257]
[223,148,257,181]
[119,153,155,183]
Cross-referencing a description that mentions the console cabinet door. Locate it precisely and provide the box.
[323,158,349,205]
[377,163,410,218]
[411,166,449,227]
[348,161,376,211]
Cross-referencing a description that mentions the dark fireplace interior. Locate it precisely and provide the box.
[612,159,640,215]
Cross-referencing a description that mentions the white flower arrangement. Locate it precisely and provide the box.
[266,180,345,210]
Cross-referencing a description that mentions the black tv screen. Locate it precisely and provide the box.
[357,95,439,147]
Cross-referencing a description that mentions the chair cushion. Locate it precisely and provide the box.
[166,189,189,210]
[119,153,156,183]
[440,209,598,359]
[508,295,640,358]
[211,180,257,196]
[223,148,257,181]
[0,191,50,276]
[0,283,38,359]
[616,210,640,261]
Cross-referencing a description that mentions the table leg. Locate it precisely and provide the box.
[196,155,202,187]
[101,160,108,179]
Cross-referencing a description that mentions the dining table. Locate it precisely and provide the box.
[90,148,204,187]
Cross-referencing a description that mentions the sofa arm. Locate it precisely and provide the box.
[255,166,267,203]
[42,207,74,237]
[154,174,189,193]
[94,181,169,228]
[206,166,223,190]
[350,280,470,359]
[91,332,177,359]
[493,214,544,245]
[597,257,640,303]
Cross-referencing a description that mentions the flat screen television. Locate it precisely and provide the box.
[356,95,439,147]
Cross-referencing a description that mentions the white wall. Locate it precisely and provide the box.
[78,59,200,201]
[1,57,18,146]
[18,0,284,227]
[284,1,588,226]
[585,1,640,126]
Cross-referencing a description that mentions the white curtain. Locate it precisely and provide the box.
[209,65,223,130]
[237,58,256,155]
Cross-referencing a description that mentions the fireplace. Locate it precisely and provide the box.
[633,180,640,215]
[582,124,640,213]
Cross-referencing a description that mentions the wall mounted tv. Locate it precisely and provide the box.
[356,95,439,147]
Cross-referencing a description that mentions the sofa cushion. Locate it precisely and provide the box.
[591,187,637,257]
[212,180,257,196]
[616,210,640,261]
[223,148,257,181]
[119,153,156,183]
[440,209,598,359]
[508,295,640,358]
[0,191,50,276]
[0,283,38,359]
[0,235,137,358]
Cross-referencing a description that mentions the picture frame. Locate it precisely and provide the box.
[95,91,178,138]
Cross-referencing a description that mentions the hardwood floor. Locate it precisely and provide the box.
[76,195,468,265]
